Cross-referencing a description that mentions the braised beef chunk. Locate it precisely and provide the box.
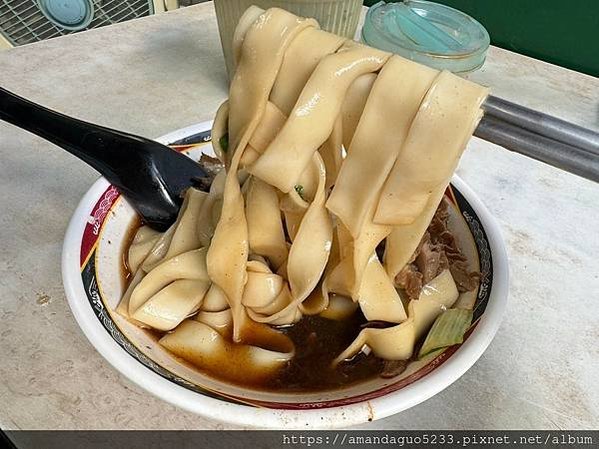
[381,359,408,378]
[395,263,423,300]
[415,236,444,284]
[395,199,480,299]
[192,153,223,191]
[450,261,481,292]
[199,153,223,175]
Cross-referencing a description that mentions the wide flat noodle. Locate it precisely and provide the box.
[269,26,345,190]
[196,170,226,248]
[227,9,318,157]
[231,6,264,71]
[117,6,491,371]
[298,223,344,316]
[249,42,390,193]
[248,153,332,325]
[280,189,309,242]
[132,279,210,331]
[196,309,233,338]
[161,188,206,260]
[286,153,332,303]
[247,284,302,325]
[327,56,437,238]
[141,188,207,272]
[241,102,287,167]
[139,220,177,272]
[201,283,230,312]
[357,254,407,323]
[318,115,343,190]
[208,8,316,343]
[160,320,293,384]
[320,222,355,300]
[211,101,229,164]
[341,73,376,151]
[323,200,393,310]
[384,185,447,280]
[245,176,288,269]
[375,71,489,225]
[298,281,330,316]
[115,269,145,323]
[270,27,346,116]
[334,270,458,363]
[279,150,320,241]
[359,217,392,290]
[251,104,287,149]
[344,198,392,298]
[242,260,284,308]
[322,58,436,324]
[320,294,358,321]
[128,249,210,330]
[128,226,160,273]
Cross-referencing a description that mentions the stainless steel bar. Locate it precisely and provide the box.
[482,95,599,156]
[474,115,599,183]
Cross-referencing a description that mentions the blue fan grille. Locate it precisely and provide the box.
[0,0,154,46]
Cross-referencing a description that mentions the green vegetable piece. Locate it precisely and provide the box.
[418,308,473,359]
[420,348,444,362]
[294,184,305,200]
[219,133,229,153]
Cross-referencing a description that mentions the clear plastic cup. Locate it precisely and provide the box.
[214,0,363,79]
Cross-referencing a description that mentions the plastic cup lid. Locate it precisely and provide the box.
[38,0,95,31]
[362,0,490,73]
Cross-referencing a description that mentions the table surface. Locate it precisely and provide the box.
[1,2,598,430]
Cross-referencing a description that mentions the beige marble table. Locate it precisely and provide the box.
[1,2,598,430]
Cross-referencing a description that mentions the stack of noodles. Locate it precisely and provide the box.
[116,6,489,382]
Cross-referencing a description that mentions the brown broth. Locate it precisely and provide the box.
[122,220,385,391]
[266,314,384,391]
[151,313,383,392]
[120,207,479,393]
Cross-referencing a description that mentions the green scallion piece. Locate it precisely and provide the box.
[219,133,229,153]
[418,308,473,359]
[294,184,305,200]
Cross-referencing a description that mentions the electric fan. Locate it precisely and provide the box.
[0,0,179,48]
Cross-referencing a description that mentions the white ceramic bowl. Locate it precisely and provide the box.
[62,122,508,429]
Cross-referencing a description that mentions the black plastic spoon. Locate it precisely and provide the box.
[0,87,211,231]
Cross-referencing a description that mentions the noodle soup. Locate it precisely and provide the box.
[121,176,481,392]
[115,7,487,393]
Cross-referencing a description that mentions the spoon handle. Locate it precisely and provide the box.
[0,86,209,231]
